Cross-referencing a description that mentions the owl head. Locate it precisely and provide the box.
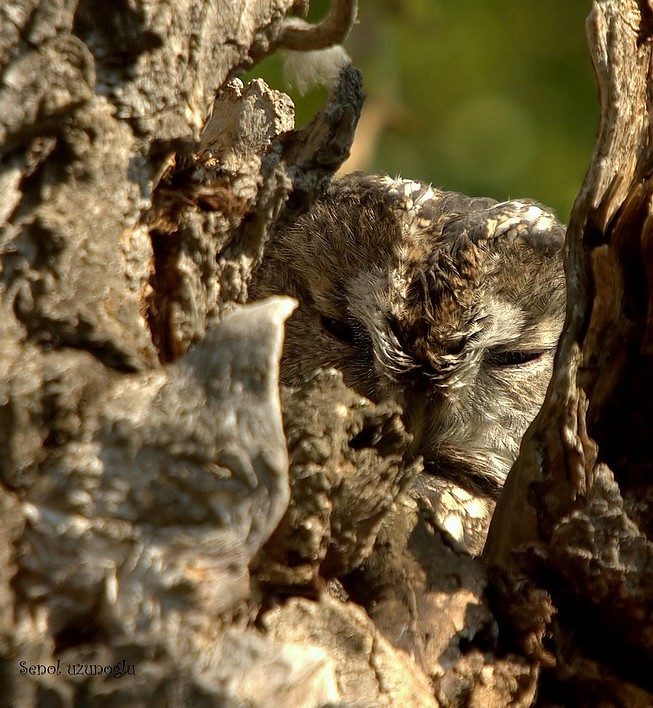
[252,172,566,501]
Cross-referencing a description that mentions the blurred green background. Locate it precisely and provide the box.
[246,0,597,221]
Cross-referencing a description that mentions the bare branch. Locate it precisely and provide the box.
[278,0,357,51]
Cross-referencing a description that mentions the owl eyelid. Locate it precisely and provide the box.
[487,348,549,368]
[320,315,356,344]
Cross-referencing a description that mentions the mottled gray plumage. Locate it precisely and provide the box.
[252,173,565,551]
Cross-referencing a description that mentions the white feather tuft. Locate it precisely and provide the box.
[283,44,351,95]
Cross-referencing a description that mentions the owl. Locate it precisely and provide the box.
[251,172,566,551]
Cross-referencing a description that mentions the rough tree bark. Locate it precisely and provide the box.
[485,1,653,704]
[1,0,652,706]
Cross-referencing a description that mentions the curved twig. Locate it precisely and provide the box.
[278,0,357,51]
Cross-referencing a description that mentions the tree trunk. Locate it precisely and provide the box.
[485,1,653,703]
[2,0,653,706]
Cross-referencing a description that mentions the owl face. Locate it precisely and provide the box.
[252,173,566,498]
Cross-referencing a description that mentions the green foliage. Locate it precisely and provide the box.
[246,0,596,220]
